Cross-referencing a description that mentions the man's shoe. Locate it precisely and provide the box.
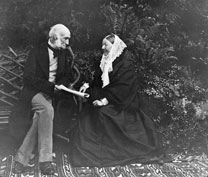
[39,161,55,175]
[13,161,25,174]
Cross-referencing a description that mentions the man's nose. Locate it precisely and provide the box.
[65,39,70,45]
[102,45,105,49]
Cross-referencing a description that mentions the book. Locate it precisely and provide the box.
[56,84,90,98]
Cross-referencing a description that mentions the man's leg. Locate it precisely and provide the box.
[15,93,54,163]
[14,116,38,166]
[14,92,54,174]
[14,92,52,168]
[30,93,54,163]
[36,94,54,162]
[32,93,55,175]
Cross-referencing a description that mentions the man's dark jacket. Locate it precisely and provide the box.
[9,43,73,144]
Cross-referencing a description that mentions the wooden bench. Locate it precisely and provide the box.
[0,106,11,130]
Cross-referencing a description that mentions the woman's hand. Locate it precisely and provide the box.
[93,98,109,107]
[79,83,89,93]
[93,100,104,106]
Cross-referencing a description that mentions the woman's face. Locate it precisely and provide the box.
[102,38,113,56]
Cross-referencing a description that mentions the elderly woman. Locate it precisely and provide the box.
[69,34,166,167]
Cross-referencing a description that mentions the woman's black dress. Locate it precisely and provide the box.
[69,50,163,167]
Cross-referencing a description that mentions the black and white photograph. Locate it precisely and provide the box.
[0,0,208,176]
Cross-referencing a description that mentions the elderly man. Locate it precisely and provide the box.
[10,24,74,175]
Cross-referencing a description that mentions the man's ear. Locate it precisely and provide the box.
[49,34,57,44]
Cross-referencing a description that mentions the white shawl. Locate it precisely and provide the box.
[100,35,127,88]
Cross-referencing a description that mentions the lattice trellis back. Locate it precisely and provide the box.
[0,47,28,128]
[0,47,28,106]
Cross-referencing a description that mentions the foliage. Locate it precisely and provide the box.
[73,50,102,86]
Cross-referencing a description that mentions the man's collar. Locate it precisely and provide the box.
[47,43,60,58]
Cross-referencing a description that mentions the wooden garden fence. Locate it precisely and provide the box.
[0,47,27,130]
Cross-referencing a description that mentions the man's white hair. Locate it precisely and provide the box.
[49,24,71,38]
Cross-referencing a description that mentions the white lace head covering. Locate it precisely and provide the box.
[100,34,127,88]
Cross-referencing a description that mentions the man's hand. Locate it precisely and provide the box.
[55,85,61,90]
[54,85,62,93]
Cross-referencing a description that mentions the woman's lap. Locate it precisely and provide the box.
[69,105,163,167]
